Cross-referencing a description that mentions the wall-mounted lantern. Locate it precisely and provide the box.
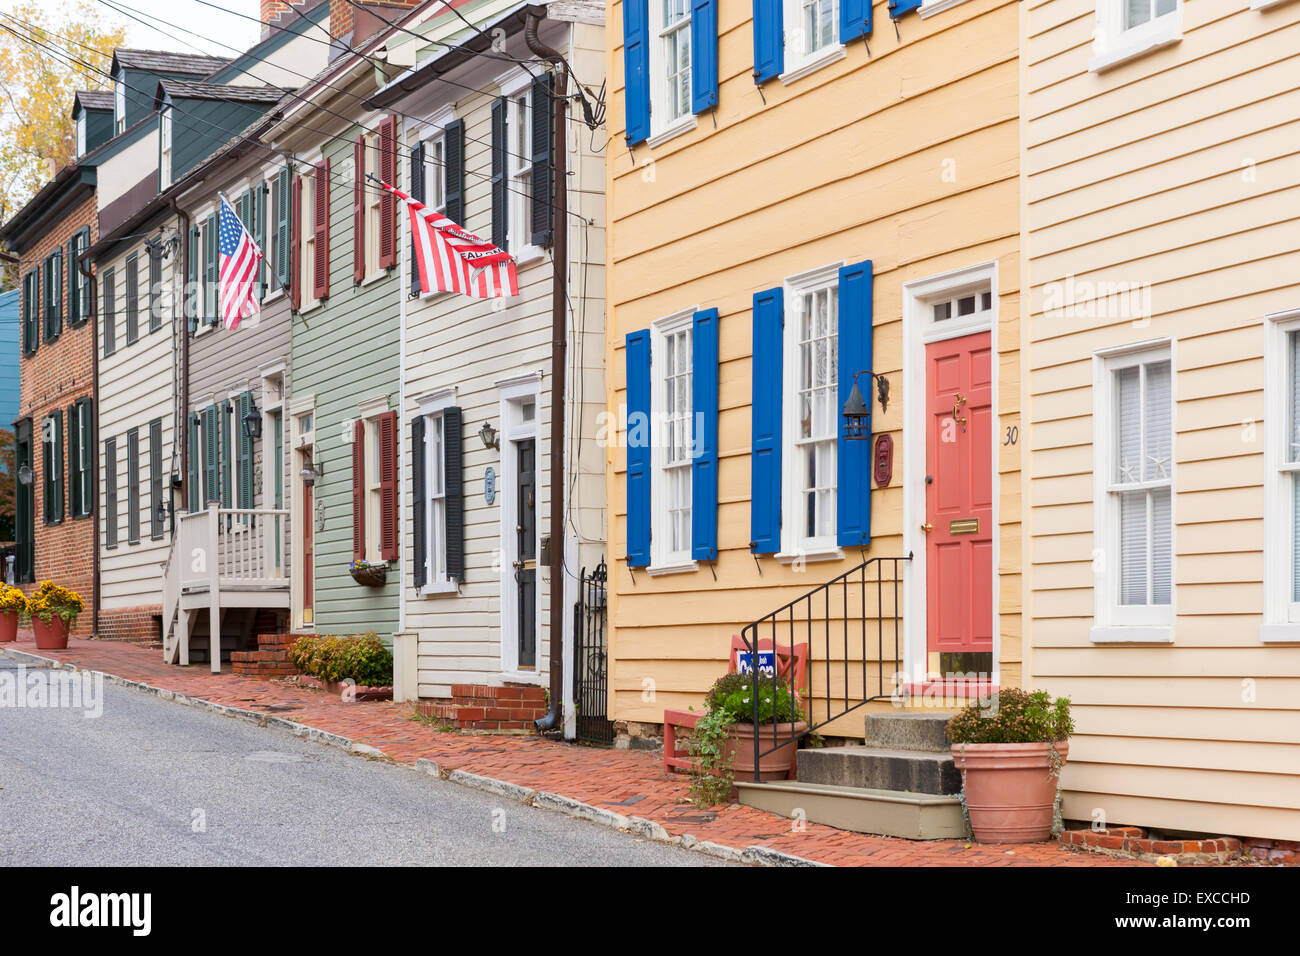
[842,370,890,440]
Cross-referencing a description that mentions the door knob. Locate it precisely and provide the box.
[921,522,933,533]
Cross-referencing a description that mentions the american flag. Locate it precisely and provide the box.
[218,193,263,330]
[373,177,518,299]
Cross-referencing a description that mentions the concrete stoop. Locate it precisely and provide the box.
[738,712,968,840]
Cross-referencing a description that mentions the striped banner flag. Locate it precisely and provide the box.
[217,192,263,330]
[372,176,519,299]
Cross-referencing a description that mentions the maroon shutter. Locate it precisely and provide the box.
[353,135,366,284]
[290,174,302,311]
[379,410,398,561]
[313,159,330,300]
[352,418,366,561]
[378,115,397,270]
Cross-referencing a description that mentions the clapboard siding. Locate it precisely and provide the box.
[1024,0,1300,839]
[606,0,1023,723]
[401,20,608,698]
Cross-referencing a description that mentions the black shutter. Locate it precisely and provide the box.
[491,97,508,251]
[149,251,162,332]
[22,270,37,354]
[150,418,163,538]
[188,411,202,512]
[409,139,424,296]
[276,165,291,291]
[67,403,81,518]
[530,73,554,248]
[102,267,116,355]
[104,437,118,547]
[444,118,465,226]
[125,252,139,343]
[126,427,140,543]
[411,415,426,588]
[444,406,464,581]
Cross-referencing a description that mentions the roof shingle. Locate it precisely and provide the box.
[113,48,231,76]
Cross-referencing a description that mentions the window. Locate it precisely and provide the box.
[366,417,383,559]
[68,399,92,519]
[508,94,532,253]
[424,134,446,215]
[1090,0,1182,72]
[933,290,993,324]
[781,0,844,80]
[785,277,839,554]
[149,418,164,539]
[114,73,125,134]
[1284,330,1299,615]
[102,267,116,356]
[798,0,836,58]
[1263,314,1300,639]
[76,111,86,158]
[21,269,38,355]
[1092,345,1174,640]
[68,228,90,327]
[426,413,447,584]
[365,135,382,277]
[352,407,397,563]
[104,437,118,548]
[301,168,318,310]
[126,427,140,544]
[125,252,139,344]
[43,412,64,525]
[650,0,692,138]
[159,108,172,189]
[44,249,62,343]
[651,311,694,570]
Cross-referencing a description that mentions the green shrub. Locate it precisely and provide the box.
[288,632,393,686]
[946,688,1073,744]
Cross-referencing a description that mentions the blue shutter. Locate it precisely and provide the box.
[691,0,719,113]
[888,0,923,19]
[625,329,652,566]
[837,260,873,548]
[840,0,873,42]
[691,308,719,560]
[623,0,651,145]
[750,288,782,553]
[753,0,784,85]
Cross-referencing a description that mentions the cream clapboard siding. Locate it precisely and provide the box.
[1024,0,1300,839]
[97,225,180,613]
[606,0,1023,729]
[401,20,607,698]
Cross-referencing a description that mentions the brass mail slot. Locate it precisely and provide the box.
[949,518,980,535]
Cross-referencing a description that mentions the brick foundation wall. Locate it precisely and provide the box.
[98,605,161,645]
[417,684,547,731]
[15,193,98,636]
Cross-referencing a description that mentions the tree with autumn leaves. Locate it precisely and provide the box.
[0,1,126,227]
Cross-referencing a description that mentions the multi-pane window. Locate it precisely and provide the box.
[794,285,838,546]
[800,0,836,58]
[43,412,64,525]
[424,136,446,214]
[159,108,172,189]
[652,317,693,566]
[44,250,63,343]
[301,170,317,309]
[114,74,125,133]
[933,290,993,324]
[365,417,383,560]
[657,0,691,129]
[69,399,92,518]
[1288,331,1300,607]
[68,228,90,327]
[22,269,38,355]
[426,413,447,584]
[1110,356,1172,609]
[1125,0,1176,30]
[509,95,532,251]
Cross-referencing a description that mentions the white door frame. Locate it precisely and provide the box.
[900,261,1000,691]
[497,373,542,681]
[288,394,315,631]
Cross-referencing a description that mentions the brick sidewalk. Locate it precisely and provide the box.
[3,634,1138,867]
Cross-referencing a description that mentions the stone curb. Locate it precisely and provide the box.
[2,647,833,868]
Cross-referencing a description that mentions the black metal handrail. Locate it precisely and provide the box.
[740,554,911,782]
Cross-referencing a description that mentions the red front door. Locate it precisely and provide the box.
[924,331,993,676]
[301,472,314,625]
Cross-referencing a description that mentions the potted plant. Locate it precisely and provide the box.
[947,688,1074,844]
[689,671,808,805]
[349,559,388,587]
[0,584,25,643]
[28,581,84,650]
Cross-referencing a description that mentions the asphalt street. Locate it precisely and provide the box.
[0,654,726,866]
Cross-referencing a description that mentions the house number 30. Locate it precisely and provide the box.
[1003,424,1019,446]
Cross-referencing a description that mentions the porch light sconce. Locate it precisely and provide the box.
[242,399,263,440]
[17,463,32,486]
[842,370,890,441]
[478,421,499,451]
[300,460,324,488]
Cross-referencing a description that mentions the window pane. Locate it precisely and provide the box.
[1114,366,1141,483]
[1119,489,1149,605]
[1151,486,1171,605]
[1125,0,1151,28]
[1293,473,1300,604]
[1143,360,1171,481]
[1289,331,1300,464]
[1155,0,1175,15]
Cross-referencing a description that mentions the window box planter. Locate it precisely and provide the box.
[349,562,388,587]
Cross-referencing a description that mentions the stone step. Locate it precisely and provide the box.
[797,745,960,795]
[736,780,968,841]
[863,713,956,752]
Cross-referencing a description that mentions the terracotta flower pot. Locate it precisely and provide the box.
[952,741,1069,843]
[0,610,17,643]
[726,721,809,782]
[32,616,70,650]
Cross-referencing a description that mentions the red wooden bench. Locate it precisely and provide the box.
[662,635,809,774]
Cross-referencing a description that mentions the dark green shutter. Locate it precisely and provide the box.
[22,270,37,354]
[67,236,80,325]
[221,401,232,508]
[150,418,164,539]
[530,74,553,247]
[187,226,199,332]
[125,252,139,343]
[67,403,81,518]
[188,411,201,512]
[205,213,218,324]
[411,416,426,588]
[238,392,254,508]
[54,411,64,523]
[149,250,162,332]
[104,437,118,547]
[275,166,291,291]
[491,97,508,251]
[444,119,464,226]
[409,140,424,296]
[444,406,464,581]
[256,182,268,298]
[126,427,140,543]
[204,404,219,503]
[102,267,115,355]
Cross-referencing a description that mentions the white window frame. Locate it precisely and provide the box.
[498,72,544,265]
[358,397,388,563]
[417,387,458,595]
[76,111,86,158]
[781,0,846,85]
[1090,340,1175,643]
[778,261,844,564]
[263,164,283,303]
[114,73,125,134]
[649,308,698,574]
[159,108,173,189]
[290,394,316,630]
[1089,0,1183,73]
[1262,308,1300,642]
[648,0,696,145]
[363,132,384,283]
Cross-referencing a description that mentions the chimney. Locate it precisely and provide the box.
[260,1,295,38]
[330,1,424,45]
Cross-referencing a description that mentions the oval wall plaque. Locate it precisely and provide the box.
[484,466,496,504]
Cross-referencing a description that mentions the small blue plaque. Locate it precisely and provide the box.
[485,467,496,504]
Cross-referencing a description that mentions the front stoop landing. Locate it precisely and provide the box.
[417,684,546,731]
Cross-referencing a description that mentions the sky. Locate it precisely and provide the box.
[0,0,263,58]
